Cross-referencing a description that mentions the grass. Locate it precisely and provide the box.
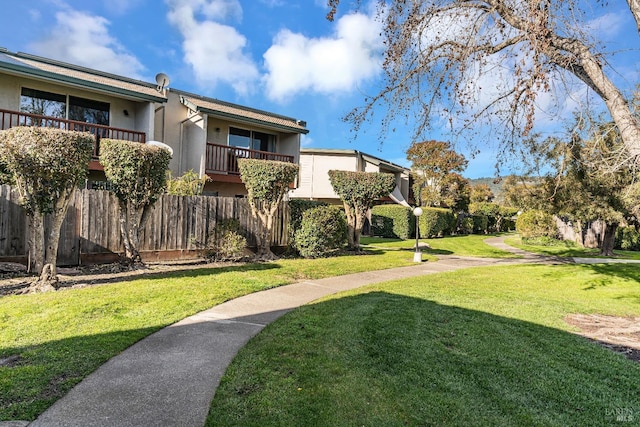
[504,235,640,260]
[208,263,640,426]
[0,248,416,421]
[361,234,521,258]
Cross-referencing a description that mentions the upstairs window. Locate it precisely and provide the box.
[20,88,66,118]
[20,88,110,125]
[229,127,276,152]
[69,96,109,125]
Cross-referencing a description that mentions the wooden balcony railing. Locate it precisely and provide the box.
[0,108,146,157]
[205,142,294,175]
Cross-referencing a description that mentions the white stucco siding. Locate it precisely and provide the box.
[0,74,149,132]
[290,153,356,199]
[0,74,21,110]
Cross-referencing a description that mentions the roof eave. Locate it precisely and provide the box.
[198,107,309,134]
[0,62,167,103]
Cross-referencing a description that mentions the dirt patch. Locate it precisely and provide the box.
[565,314,640,363]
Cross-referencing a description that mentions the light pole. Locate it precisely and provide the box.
[413,206,423,263]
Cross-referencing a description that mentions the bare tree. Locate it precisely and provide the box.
[327,1,640,169]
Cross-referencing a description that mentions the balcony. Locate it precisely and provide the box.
[205,142,294,183]
[0,108,146,160]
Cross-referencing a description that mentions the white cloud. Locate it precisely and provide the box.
[166,0,257,94]
[28,10,145,78]
[262,11,383,102]
[585,11,627,39]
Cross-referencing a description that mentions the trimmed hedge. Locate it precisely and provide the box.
[419,207,456,238]
[516,210,558,239]
[289,199,328,239]
[371,205,414,239]
[472,214,489,234]
[295,206,348,258]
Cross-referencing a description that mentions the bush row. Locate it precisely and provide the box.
[370,204,518,239]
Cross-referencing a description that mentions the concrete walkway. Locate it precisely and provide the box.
[6,238,632,427]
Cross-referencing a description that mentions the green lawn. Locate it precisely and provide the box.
[362,234,521,258]
[209,263,640,426]
[0,248,416,421]
[504,235,640,260]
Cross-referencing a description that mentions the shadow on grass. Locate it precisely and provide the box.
[581,263,640,293]
[53,262,283,290]
[210,292,640,427]
[0,326,161,421]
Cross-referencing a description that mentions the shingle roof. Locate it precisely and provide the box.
[180,93,309,134]
[0,49,166,102]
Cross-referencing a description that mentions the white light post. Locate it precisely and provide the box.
[413,206,423,263]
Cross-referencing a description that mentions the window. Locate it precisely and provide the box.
[229,127,276,152]
[229,127,251,149]
[20,88,110,125]
[20,88,66,118]
[69,96,109,125]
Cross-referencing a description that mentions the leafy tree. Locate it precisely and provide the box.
[406,140,467,207]
[238,159,299,260]
[166,169,210,196]
[0,127,93,289]
[439,172,471,212]
[327,1,640,171]
[100,139,171,264]
[542,122,635,255]
[501,175,549,211]
[470,184,494,204]
[328,170,396,250]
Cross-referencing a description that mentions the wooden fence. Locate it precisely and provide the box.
[0,185,290,266]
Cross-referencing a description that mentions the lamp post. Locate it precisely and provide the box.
[413,206,423,263]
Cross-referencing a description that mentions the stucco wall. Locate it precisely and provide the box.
[290,153,356,200]
[0,74,148,131]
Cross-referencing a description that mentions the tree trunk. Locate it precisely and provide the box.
[599,223,618,257]
[119,200,143,265]
[258,211,276,260]
[29,213,45,274]
[353,209,366,251]
[552,39,640,162]
[343,203,357,250]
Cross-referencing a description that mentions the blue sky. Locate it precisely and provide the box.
[0,0,637,178]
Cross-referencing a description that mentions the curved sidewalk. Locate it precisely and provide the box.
[14,237,617,427]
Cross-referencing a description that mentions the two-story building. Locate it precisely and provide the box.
[0,48,308,196]
[289,148,411,204]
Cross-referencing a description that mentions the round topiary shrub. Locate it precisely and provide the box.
[295,206,348,258]
[516,210,558,240]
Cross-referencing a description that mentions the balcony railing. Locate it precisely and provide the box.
[0,108,146,157]
[205,142,294,175]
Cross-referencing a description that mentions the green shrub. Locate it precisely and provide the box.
[166,169,209,196]
[419,207,455,238]
[523,236,569,246]
[615,226,640,251]
[458,215,474,234]
[499,206,519,232]
[516,210,558,239]
[472,214,489,234]
[371,205,414,239]
[288,199,328,241]
[295,206,348,258]
[204,219,247,261]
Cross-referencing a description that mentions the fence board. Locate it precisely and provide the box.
[0,185,290,265]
